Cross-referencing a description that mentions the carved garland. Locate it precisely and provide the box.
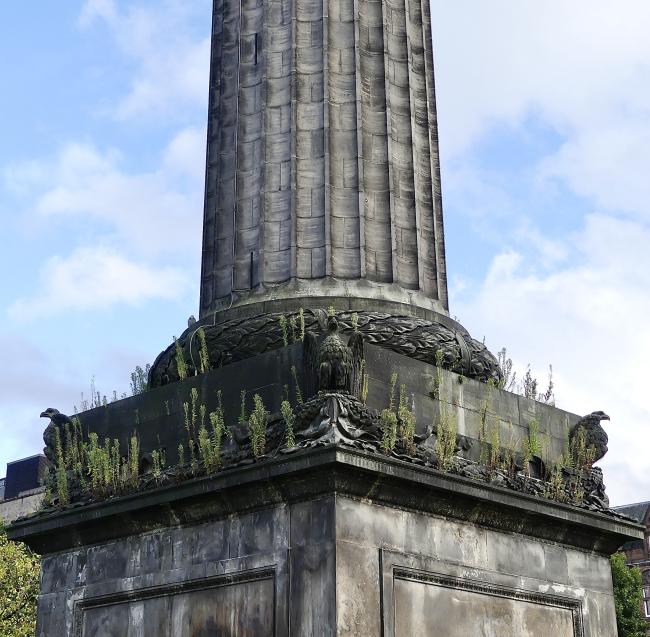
[149,309,501,387]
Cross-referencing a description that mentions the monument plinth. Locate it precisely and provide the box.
[9,0,643,635]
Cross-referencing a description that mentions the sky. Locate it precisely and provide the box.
[0,0,648,506]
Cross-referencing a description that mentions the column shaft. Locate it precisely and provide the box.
[328,0,361,278]
[263,0,293,284]
[385,0,418,289]
[295,0,326,278]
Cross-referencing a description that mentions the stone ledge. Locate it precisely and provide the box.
[8,445,642,555]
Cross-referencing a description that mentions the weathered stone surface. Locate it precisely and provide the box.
[199,0,448,315]
[19,453,640,636]
[149,305,501,388]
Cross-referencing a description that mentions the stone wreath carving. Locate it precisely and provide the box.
[149,309,501,387]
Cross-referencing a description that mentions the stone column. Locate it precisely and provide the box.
[199,0,450,316]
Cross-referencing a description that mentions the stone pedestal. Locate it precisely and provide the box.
[10,446,641,636]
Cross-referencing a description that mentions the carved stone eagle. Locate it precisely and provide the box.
[40,407,73,462]
[304,315,364,396]
[568,410,610,463]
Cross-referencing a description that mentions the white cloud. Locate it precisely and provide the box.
[9,246,189,320]
[432,0,650,223]
[78,0,210,120]
[453,214,650,505]
[6,128,205,258]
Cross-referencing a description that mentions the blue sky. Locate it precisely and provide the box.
[1,0,649,506]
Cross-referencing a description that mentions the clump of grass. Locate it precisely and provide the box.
[151,449,164,483]
[434,407,457,471]
[521,419,542,477]
[183,388,200,474]
[281,400,296,448]
[430,349,445,400]
[291,366,304,404]
[360,359,369,404]
[210,392,228,463]
[198,424,215,473]
[279,315,289,346]
[128,433,140,488]
[381,372,399,453]
[299,308,305,341]
[197,327,211,374]
[380,410,398,453]
[249,394,269,457]
[398,385,416,453]
[198,390,228,474]
[289,316,298,342]
[478,398,491,466]
[178,443,185,467]
[499,423,517,477]
[174,337,188,380]
[544,462,566,501]
[54,428,69,506]
[130,365,151,395]
[488,422,500,471]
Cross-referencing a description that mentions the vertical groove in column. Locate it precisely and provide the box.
[295,0,326,278]
[421,0,448,308]
[385,0,418,289]
[200,0,225,316]
[328,0,361,278]
[359,0,392,283]
[264,0,293,284]
[234,0,265,291]
[208,0,241,307]
[407,0,437,298]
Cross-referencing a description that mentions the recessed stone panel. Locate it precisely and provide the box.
[392,573,578,637]
[77,570,276,637]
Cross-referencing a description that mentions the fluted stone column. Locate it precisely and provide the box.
[199,0,449,316]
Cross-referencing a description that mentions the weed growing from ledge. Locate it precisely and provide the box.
[488,422,500,472]
[279,314,289,346]
[291,366,304,404]
[351,312,359,332]
[398,385,416,453]
[380,410,398,453]
[281,400,296,448]
[360,360,369,404]
[183,388,200,474]
[499,423,517,477]
[527,419,542,457]
[130,365,151,395]
[249,394,269,457]
[544,462,565,501]
[299,308,305,341]
[434,407,457,471]
[209,406,227,468]
[381,372,399,453]
[429,349,445,400]
[174,337,188,381]
[197,390,228,474]
[54,428,69,506]
[197,327,211,374]
[151,449,165,484]
[178,443,185,467]
[198,424,214,473]
[289,316,298,342]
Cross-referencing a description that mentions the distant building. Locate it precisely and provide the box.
[614,501,650,632]
[0,454,48,526]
